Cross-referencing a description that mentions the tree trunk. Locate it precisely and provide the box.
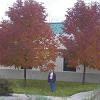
[24,68,26,87]
[82,64,86,84]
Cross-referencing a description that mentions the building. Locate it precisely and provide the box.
[0,22,100,73]
[49,22,76,72]
[49,22,100,73]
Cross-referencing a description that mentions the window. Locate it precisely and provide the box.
[63,57,76,71]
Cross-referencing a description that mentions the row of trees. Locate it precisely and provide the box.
[60,0,100,83]
[0,0,100,84]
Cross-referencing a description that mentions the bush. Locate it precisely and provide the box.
[0,78,13,95]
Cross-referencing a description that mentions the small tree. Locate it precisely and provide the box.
[0,0,57,86]
[60,0,100,84]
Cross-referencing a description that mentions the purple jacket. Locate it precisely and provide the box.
[48,72,56,83]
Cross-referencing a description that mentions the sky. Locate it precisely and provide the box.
[0,0,100,22]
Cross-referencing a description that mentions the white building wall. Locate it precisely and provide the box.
[76,65,100,73]
[0,65,15,69]
[54,56,64,72]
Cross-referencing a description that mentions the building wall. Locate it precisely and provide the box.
[54,56,64,72]
[0,69,100,83]
[54,56,100,73]
[76,65,100,73]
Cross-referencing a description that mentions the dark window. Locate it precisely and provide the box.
[63,57,76,71]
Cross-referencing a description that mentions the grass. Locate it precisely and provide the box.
[10,79,99,97]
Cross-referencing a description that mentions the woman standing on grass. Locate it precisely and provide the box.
[48,69,56,92]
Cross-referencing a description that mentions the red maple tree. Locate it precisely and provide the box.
[60,0,100,84]
[0,0,57,84]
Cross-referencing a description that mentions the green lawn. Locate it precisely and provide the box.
[10,79,99,96]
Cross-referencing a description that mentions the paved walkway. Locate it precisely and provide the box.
[0,91,100,100]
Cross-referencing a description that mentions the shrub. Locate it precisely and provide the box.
[0,78,13,95]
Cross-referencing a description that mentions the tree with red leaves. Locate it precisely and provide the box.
[60,0,100,84]
[0,0,57,85]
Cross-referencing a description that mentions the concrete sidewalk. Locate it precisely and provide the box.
[0,94,66,100]
[0,91,100,100]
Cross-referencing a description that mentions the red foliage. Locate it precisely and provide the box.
[0,0,57,70]
[61,0,100,69]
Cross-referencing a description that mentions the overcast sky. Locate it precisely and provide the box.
[0,0,100,22]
